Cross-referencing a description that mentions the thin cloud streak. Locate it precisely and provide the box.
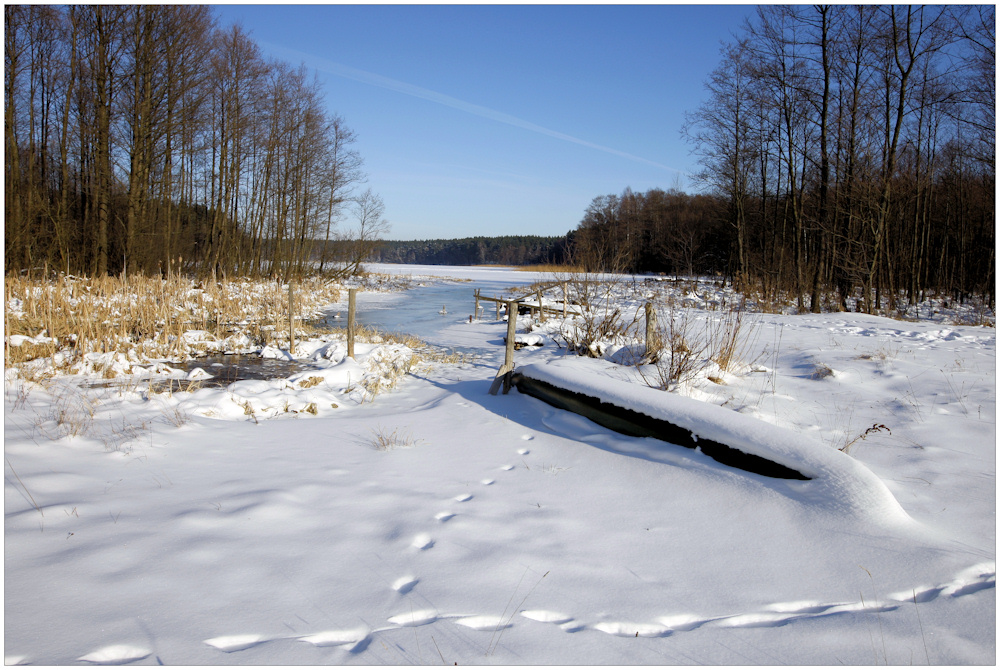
[267,43,686,175]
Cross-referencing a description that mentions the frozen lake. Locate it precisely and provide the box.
[319,264,552,357]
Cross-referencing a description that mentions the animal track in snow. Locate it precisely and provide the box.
[520,434,534,441]
[481,478,495,486]
[435,511,455,522]
[411,533,434,550]
[387,609,438,627]
[453,615,512,631]
[298,628,369,648]
[500,464,514,471]
[204,634,270,652]
[714,611,808,628]
[77,645,151,664]
[454,493,473,502]
[520,610,574,625]
[592,621,670,638]
[518,448,530,455]
[655,613,711,631]
[134,564,1000,658]
[937,561,995,597]
[392,576,418,593]
[763,600,833,614]
[890,585,943,603]
[821,601,899,616]
[514,563,996,641]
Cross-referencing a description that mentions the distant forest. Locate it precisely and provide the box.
[368,236,568,267]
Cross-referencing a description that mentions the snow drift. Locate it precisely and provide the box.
[515,357,913,524]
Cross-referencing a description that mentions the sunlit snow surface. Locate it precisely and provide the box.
[4,264,994,665]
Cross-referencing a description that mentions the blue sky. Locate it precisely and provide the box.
[212,4,754,241]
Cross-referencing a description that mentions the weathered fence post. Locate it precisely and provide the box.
[505,300,517,368]
[645,301,658,357]
[562,282,568,318]
[347,288,357,359]
[288,281,295,355]
[489,300,519,395]
[474,289,480,321]
[537,287,546,323]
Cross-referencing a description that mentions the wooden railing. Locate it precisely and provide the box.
[481,282,660,395]
[483,282,577,395]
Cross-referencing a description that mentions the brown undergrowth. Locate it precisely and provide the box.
[5,274,342,370]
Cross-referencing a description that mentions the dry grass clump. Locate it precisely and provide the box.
[640,304,706,390]
[297,376,326,389]
[34,381,97,440]
[640,297,761,391]
[706,297,761,373]
[9,376,161,455]
[811,364,835,380]
[5,274,343,373]
[840,423,891,454]
[369,425,417,451]
[551,278,641,357]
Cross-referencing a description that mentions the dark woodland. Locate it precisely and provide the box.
[368,236,567,267]
[5,5,994,312]
[5,5,374,281]
[570,5,994,312]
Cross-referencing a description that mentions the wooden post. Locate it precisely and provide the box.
[537,288,546,323]
[504,300,517,368]
[474,289,480,321]
[645,301,658,357]
[347,288,357,358]
[489,300,519,395]
[288,281,295,355]
[496,296,501,319]
[562,282,568,318]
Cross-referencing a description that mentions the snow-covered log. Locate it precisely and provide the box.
[511,369,809,480]
[512,358,913,525]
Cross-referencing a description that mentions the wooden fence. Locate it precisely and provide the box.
[483,282,659,395]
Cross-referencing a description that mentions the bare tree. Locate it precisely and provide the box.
[335,188,390,277]
[317,115,364,274]
[4,7,378,279]
[683,39,758,288]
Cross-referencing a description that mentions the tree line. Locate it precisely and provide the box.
[370,235,566,267]
[5,5,378,280]
[574,5,994,311]
[571,188,729,276]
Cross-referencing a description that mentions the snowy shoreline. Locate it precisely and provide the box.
[5,265,995,664]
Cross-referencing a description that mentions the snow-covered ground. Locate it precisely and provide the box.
[4,265,995,665]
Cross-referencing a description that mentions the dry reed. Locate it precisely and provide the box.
[5,274,342,372]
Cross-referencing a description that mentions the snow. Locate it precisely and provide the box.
[6,334,57,347]
[4,264,995,665]
[517,357,913,524]
[514,333,545,347]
